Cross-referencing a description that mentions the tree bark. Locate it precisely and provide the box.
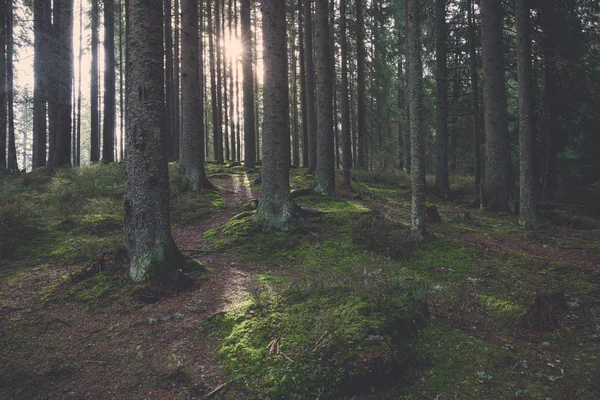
[241,0,255,168]
[6,0,18,172]
[49,0,73,167]
[298,0,308,168]
[33,0,50,169]
[480,0,516,212]
[0,1,6,172]
[125,0,184,283]
[403,0,410,174]
[408,0,425,242]
[314,0,335,197]
[468,0,481,195]
[75,0,83,166]
[304,0,317,173]
[355,0,367,169]
[228,0,235,161]
[90,0,100,162]
[516,0,536,228]
[180,0,213,191]
[434,0,449,198]
[255,0,293,229]
[208,0,219,162]
[215,0,224,163]
[340,0,351,186]
[102,0,116,162]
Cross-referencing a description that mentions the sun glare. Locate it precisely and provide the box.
[224,37,243,61]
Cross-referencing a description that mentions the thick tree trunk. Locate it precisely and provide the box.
[303,0,317,173]
[75,0,83,166]
[49,0,73,167]
[403,0,410,174]
[33,0,50,168]
[234,0,241,162]
[355,0,367,169]
[314,0,335,197]
[119,0,125,161]
[90,0,100,162]
[215,0,224,163]
[174,0,180,152]
[255,0,293,229]
[221,0,230,161]
[408,0,425,242]
[480,0,516,212]
[290,2,300,167]
[434,0,449,198]
[102,0,116,162]
[468,0,481,195]
[0,1,5,173]
[125,0,184,283]
[540,0,558,202]
[180,0,213,191]
[340,0,351,186]
[241,0,255,168]
[516,0,536,228]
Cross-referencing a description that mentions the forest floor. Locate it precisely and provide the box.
[0,163,599,400]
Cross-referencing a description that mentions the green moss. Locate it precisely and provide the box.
[403,238,476,281]
[480,294,527,322]
[47,272,119,311]
[209,277,426,399]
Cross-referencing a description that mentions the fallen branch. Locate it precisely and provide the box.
[204,382,228,399]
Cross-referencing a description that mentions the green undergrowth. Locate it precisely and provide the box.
[206,273,428,399]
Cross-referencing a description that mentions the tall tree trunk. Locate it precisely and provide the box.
[434,0,449,198]
[90,0,100,162]
[103,0,116,162]
[215,0,224,162]
[468,0,481,194]
[396,16,404,171]
[6,0,18,172]
[49,0,73,167]
[174,0,180,152]
[252,4,260,162]
[304,0,317,173]
[408,0,425,242]
[516,0,536,228]
[481,0,516,212]
[403,0,410,174]
[540,0,558,202]
[290,2,300,167]
[298,0,308,168]
[241,0,255,168]
[33,0,50,169]
[164,0,176,161]
[180,0,213,190]
[234,0,241,162]
[0,1,5,173]
[208,0,219,161]
[222,0,230,161]
[314,0,335,197]
[76,0,83,166]
[355,0,367,169]
[228,0,235,161]
[125,0,184,283]
[330,0,338,171]
[256,0,293,229]
[119,0,125,161]
[340,0,351,186]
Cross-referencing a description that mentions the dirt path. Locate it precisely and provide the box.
[0,174,261,400]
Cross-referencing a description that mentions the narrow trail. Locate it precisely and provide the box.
[0,173,262,400]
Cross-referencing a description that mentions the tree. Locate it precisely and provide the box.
[313,0,335,197]
[434,0,449,198]
[303,0,316,173]
[468,0,481,195]
[516,0,536,229]
[298,0,308,168]
[340,0,352,186]
[102,0,116,162]
[480,0,516,212]
[6,0,19,172]
[32,0,50,169]
[208,0,219,161]
[49,0,73,167]
[255,0,294,229]
[179,0,213,191]
[355,0,367,169]
[0,0,6,172]
[125,0,184,283]
[90,0,100,162]
[241,0,255,168]
[408,0,425,242]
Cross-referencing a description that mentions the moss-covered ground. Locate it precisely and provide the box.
[1,164,599,399]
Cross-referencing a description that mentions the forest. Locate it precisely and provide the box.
[0,0,599,398]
